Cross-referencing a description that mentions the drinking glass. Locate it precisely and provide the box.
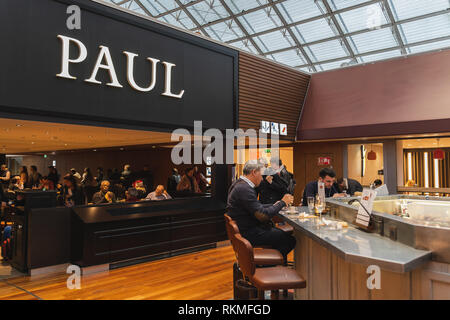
[315,200,325,229]
[307,197,315,214]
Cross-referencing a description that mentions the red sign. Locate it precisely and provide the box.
[433,149,445,160]
[318,157,332,166]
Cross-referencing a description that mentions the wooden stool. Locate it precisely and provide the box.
[233,233,306,300]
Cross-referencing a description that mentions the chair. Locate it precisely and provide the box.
[234,233,306,300]
[224,214,284,266]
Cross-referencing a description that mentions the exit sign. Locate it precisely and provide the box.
[318,157,332,166]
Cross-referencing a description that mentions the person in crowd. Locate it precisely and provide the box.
[47,166,60,188]
[227,160,295,262]
[38,176,55,191]
[132,180,147,199]
[167,168,181,193]
[125,187,140,203]
[62,174,84,207]
[257,157,294,205]
[373,179,383,188]
[19,166,29,189]
[193,166,208,192]
[96,167,104,185]
[177,167,201,193]
[28,165,41,189]
[120,164,133,188]
[8,176,22,191]
[272,157,296,195]
[138,165,154,193]
[92,180,116,204]
[106,168,113,181]
[81,168,95,186]
[0,183,4,205]
[0,164,11,190]
[146,185,172,201]
[301,167,344,206]
[111,168,121,184]
[70,168,82,184]
[257,171,287,205]
[373,179,389,196]
[336,177,363,196]
[81,168,97,203]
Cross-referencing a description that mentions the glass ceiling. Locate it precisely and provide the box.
[101,0,450,73]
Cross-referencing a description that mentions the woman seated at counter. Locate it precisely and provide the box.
[146,185,172,201]
[176,167,201,193]
[92,180,117,204]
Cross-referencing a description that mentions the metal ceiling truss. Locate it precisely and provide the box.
[107,0,450,72]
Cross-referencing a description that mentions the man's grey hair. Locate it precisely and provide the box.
[243,160,264,175]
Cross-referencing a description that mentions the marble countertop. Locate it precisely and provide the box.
[278,207,432,273]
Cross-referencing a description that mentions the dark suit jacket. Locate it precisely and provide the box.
[227,178,286,233]
[301,180,340,206]
[345,178,363,196]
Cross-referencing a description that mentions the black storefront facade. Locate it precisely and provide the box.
[0,0,238,274]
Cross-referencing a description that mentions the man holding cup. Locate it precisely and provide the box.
[227,160,295,261]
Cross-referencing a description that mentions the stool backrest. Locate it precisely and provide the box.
[233,233,255,277]
[224,214,240,254]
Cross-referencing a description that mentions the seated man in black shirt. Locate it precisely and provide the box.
[227,160,295,261]
[301,167,344,206]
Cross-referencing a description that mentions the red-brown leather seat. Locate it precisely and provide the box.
[233,233,306,299]
[224,214,284,266]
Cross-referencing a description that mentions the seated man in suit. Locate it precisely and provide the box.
[336,177,363,196]
[227,160,295,261]
[301,167,344,206]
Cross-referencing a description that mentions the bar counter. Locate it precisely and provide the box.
[71,196,227,270]
[279,207,431,273]
[278,207,450,300]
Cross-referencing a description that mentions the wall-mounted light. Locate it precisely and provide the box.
[367,144,377,160]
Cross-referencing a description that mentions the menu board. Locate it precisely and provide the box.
[355,188,377,227]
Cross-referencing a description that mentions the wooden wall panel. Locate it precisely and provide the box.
[238,52,311,141]
[293,142,344,204]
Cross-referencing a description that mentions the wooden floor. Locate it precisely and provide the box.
[0,245,237,300]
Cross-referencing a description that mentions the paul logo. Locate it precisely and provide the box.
[56,35,185,99]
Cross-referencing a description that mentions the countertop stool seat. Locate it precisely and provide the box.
[234,233,306,300]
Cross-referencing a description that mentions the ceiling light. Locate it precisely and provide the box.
[16,124,23,127]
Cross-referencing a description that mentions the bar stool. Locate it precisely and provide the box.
[224,214,284,266]
[233,233,306,300]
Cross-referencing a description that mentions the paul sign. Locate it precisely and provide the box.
[56,35,185,99]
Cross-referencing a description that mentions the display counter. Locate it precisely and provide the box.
[278,201,450,300]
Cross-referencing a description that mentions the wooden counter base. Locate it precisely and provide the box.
[293,230,450,300]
